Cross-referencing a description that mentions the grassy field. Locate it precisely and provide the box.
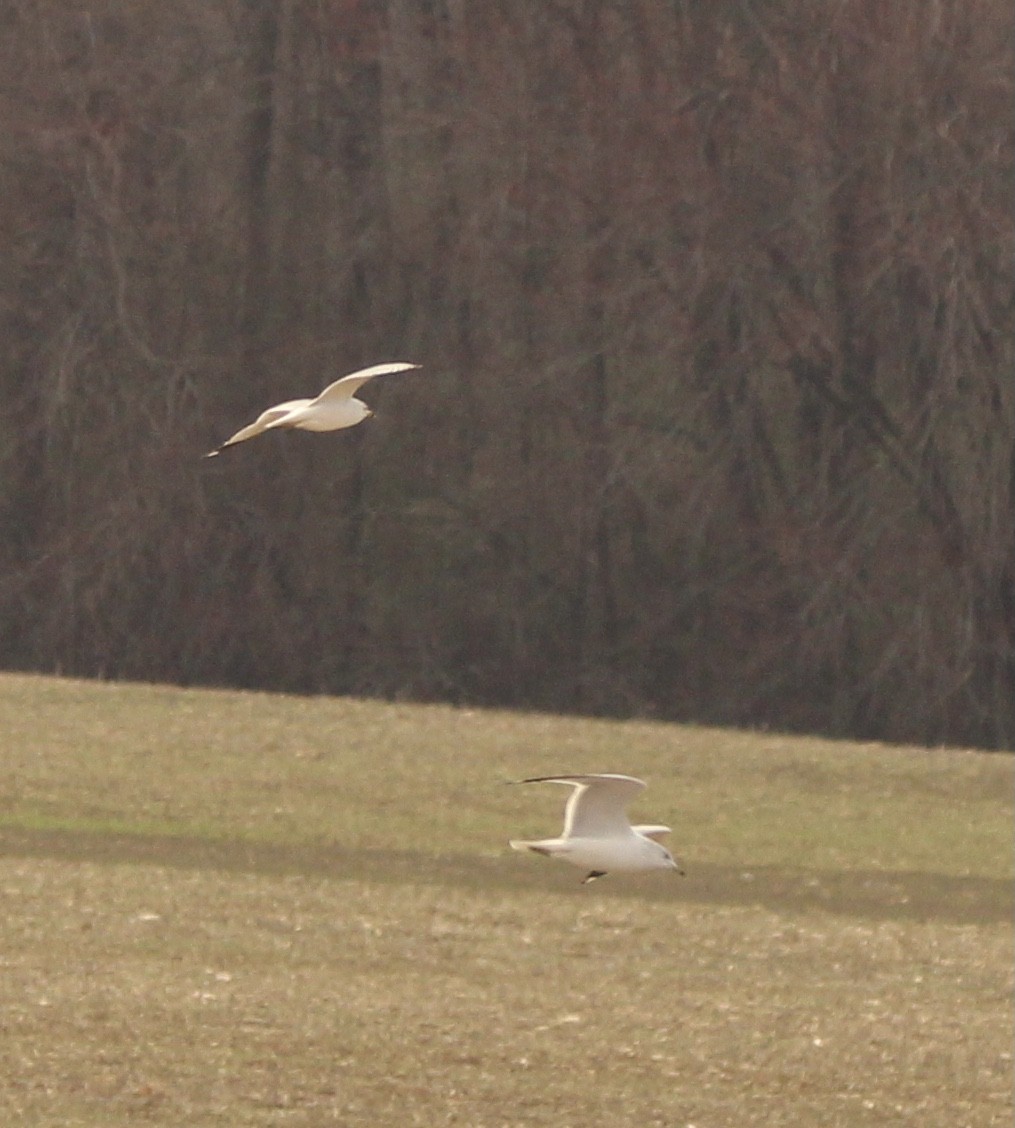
[0,673,1010,1127]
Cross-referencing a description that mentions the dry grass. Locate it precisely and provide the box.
[0,674,1011,1126]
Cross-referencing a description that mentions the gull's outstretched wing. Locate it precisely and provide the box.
[632,824,671,842]
[515,774,646,839]
[204,399,310,457]
[313,362,422,405]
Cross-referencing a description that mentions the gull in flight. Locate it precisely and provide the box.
[509,773,684,884]
[204,362,421,457]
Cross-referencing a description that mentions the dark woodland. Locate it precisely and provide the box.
[0,1,1012,748]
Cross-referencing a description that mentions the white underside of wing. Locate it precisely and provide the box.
[216,400,310,449]
[512,774,648,840]
[560,775,646,839]
[313,362,421,405]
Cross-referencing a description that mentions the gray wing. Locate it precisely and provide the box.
[518,774,646,839]
[312,362,422,405]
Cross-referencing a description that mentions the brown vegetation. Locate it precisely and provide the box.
[0,1,1011,746]
[0,674,1011,1126]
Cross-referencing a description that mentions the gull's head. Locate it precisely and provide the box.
[635,826,684,875]
[653,842,685,876]
[347,398,373,424]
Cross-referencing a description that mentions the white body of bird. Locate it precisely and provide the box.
[205,362,421,457]
[509,773,683,883]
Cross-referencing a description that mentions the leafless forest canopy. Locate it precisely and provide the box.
[0,1,1012,747]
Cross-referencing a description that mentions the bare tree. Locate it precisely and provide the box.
[0,0,1010,746]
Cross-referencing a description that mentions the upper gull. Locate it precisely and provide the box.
[204,362,422,457]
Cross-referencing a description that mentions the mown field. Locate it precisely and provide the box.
[0,673,1011,1127]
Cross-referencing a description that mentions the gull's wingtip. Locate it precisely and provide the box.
[509,840,553,856]
[374,360,422,373]
[511,774,583,786]
[203,449,220,459]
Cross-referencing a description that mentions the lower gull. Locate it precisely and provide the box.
[509,773,684,884]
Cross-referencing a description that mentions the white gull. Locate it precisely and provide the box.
[205,362,421,457]
[509,773,684,884]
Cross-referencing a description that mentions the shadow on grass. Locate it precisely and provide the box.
[0,824,1009,926]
